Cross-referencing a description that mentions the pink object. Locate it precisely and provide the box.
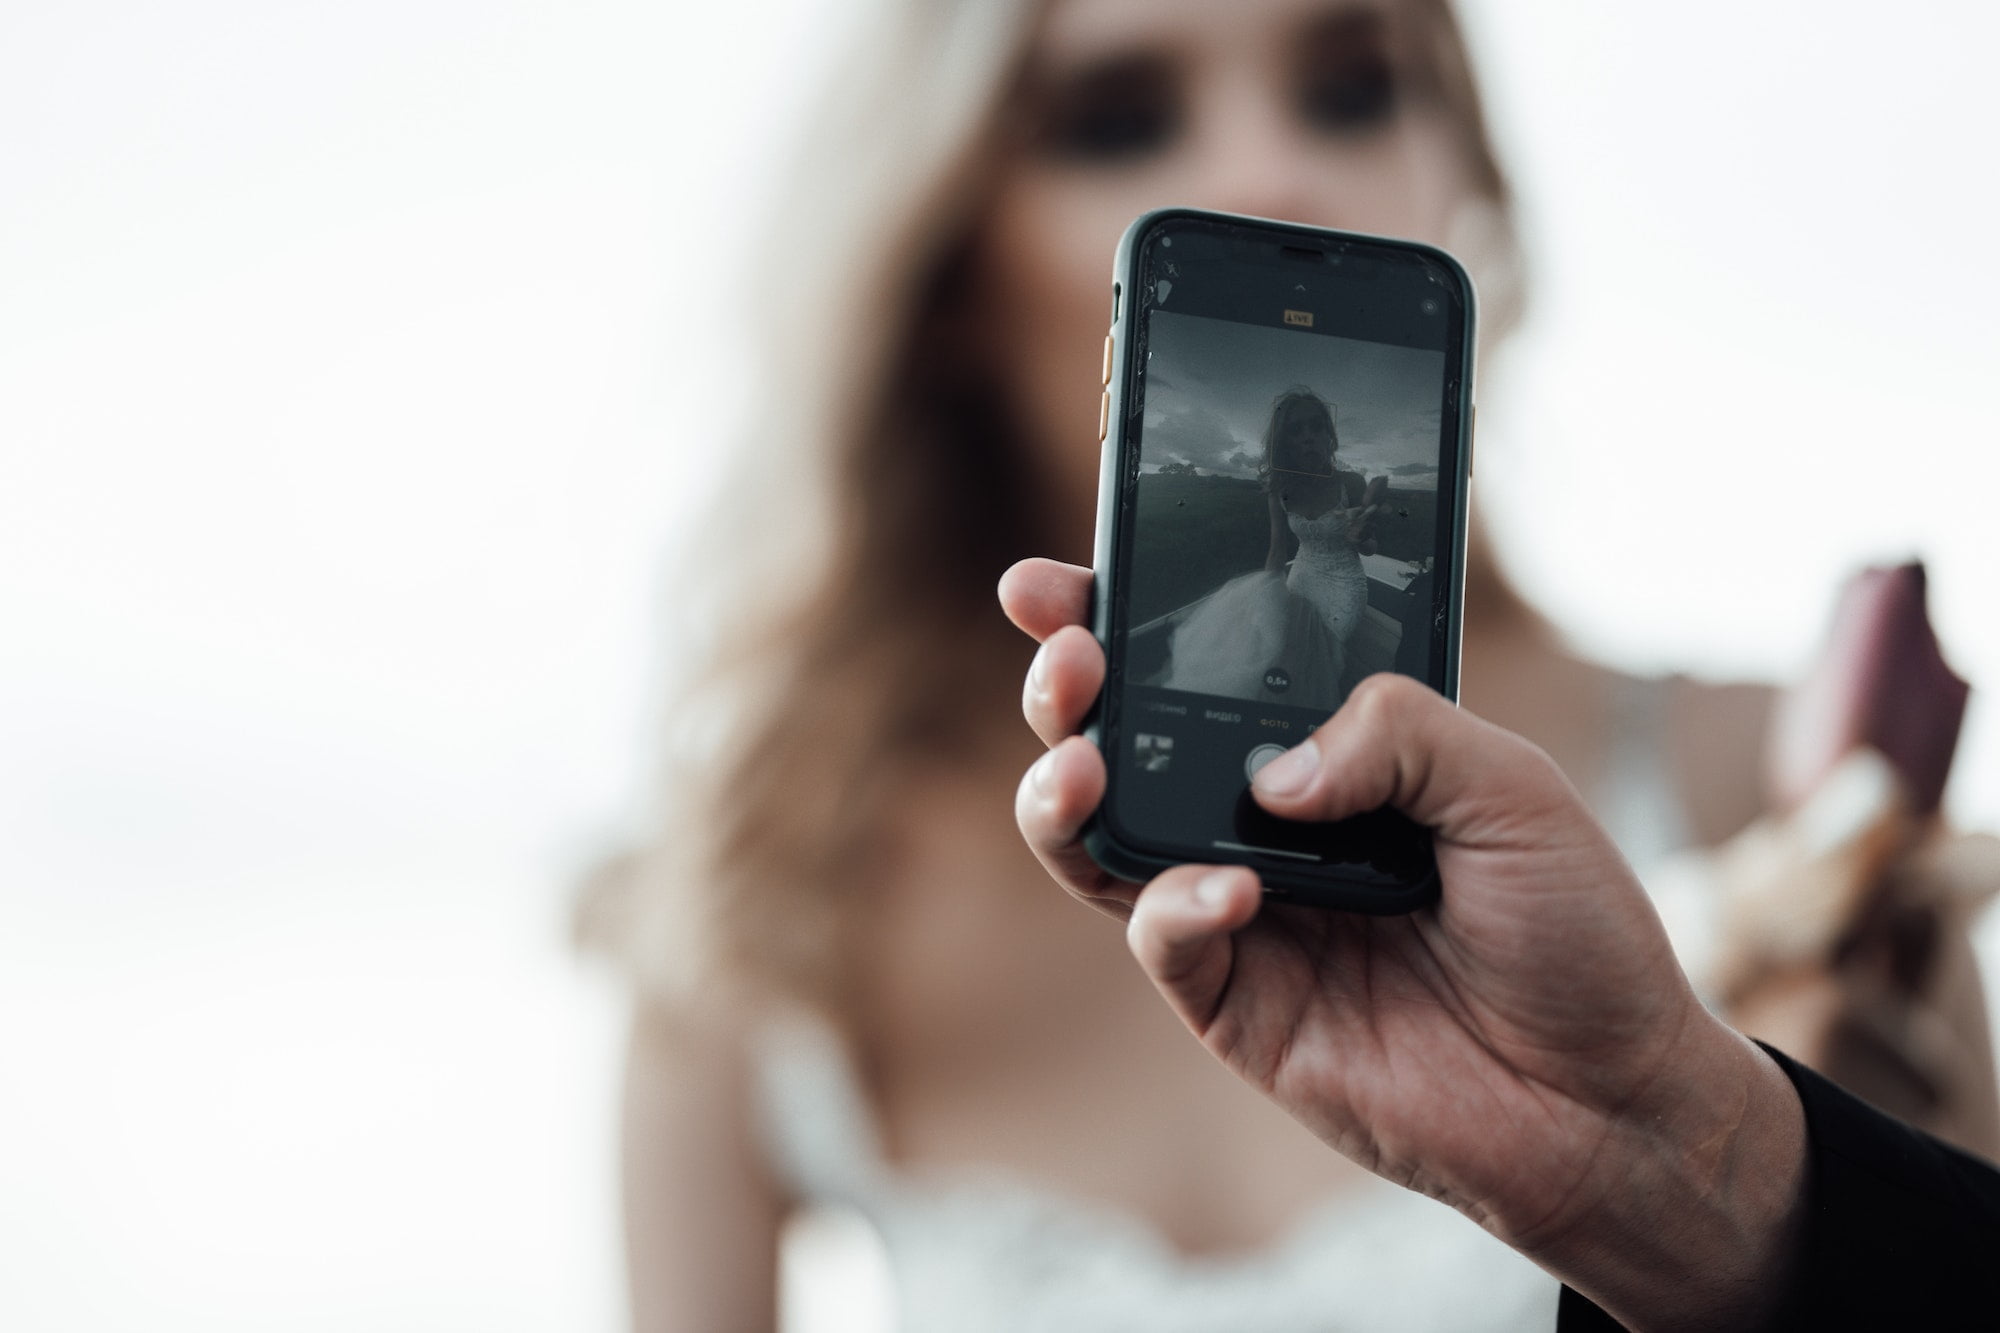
[1769,563,1968,815]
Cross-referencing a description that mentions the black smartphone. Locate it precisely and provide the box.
[1084,208,1476,912]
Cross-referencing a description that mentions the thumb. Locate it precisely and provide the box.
[1248,675,1577,852]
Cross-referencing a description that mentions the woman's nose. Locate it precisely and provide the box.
[1213,166,1328,226]
[1179,78,1340,226]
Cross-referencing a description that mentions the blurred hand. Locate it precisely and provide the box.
[999,557,1806,1331]
[1354,475,1387,550]
[1338,502,1379,547]
[1730,559,2000,1158]
[1705,750,2000,1158]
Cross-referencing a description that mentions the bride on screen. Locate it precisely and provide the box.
[1158,388,1382,713]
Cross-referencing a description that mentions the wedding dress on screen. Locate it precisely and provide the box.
[1156,504,1369,714]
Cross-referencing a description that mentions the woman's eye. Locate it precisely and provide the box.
[1299,54,1398,134]
[1034,63,1179,162]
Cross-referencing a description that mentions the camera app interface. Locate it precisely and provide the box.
[1110,228,1460,874]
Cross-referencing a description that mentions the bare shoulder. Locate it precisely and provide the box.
[625,992,771,1108]
[623,995,788,1332]
[1661,674,1780,846]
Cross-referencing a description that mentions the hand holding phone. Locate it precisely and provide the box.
[999,572,1806,1331]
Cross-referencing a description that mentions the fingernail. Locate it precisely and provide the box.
[1252,741,1318,797]
[1029,749,1057,796]
[1195,869,1237,909]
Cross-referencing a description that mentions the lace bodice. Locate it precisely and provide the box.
[755,1014,1560,1332]
[1284,505,1369,642]
[1284,503,1358,551]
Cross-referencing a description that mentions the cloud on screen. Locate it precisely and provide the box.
[1142,311,1446,481]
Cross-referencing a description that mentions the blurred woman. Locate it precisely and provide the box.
[581,1,1999,1328]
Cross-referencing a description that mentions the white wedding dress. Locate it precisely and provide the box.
[757,1010,1561,1333]
[1155,506,1371,714]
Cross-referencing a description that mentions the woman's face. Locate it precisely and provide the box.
[975,0,1475,548]
[1274,404,1335,475]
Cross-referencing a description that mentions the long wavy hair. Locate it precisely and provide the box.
[577,0,1526,1015]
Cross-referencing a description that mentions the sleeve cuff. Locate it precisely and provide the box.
[1558,1041,2000,1331]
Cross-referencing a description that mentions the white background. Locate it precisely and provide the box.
[4,1,1997,1328]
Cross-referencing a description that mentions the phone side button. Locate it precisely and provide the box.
[1101,333,1114,386]
[1468,403,1477,478]
[1098,390,1110,441]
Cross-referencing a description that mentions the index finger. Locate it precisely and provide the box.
[999,558,1092,643]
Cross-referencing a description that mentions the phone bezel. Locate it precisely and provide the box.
[1082,207,1476,912]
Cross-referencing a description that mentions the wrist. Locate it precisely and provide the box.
[1522,1016,1807,1331]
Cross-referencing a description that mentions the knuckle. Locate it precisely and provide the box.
[1342,673,1394,725]
[1348,671,1424,723]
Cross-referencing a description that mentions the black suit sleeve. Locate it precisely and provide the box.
[1555,1042,2000,1331]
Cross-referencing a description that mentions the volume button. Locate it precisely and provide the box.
[1101,333,1115,386]
[1467,403,1477,478]
[1098,390,1110,442]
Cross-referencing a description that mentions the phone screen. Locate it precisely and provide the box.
[1094,213,1472,903]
